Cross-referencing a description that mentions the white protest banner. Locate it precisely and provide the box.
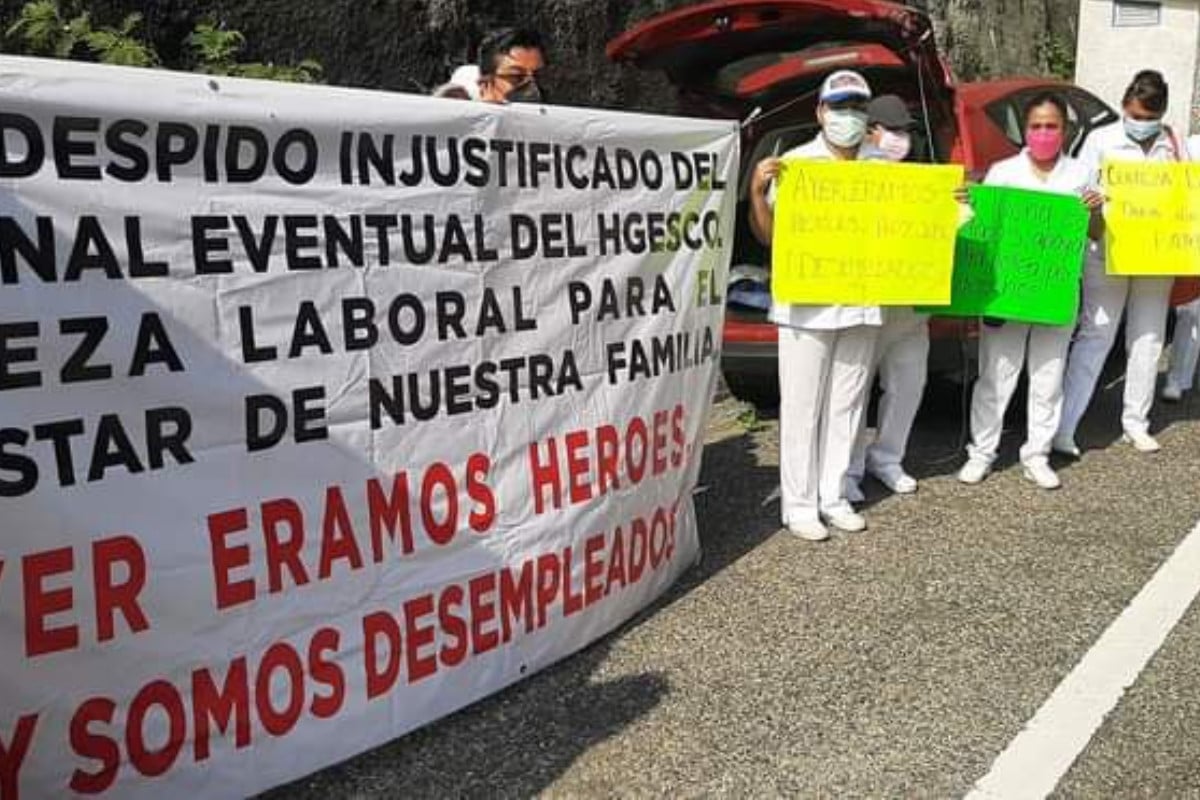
[0,56,737,799]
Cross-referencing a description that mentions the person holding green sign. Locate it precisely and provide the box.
[958,92,1102,490]
[1056,70,1184,455]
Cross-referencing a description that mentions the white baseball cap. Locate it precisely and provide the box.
[818,70,872,104]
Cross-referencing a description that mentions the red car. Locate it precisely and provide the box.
[608,0,1193,404]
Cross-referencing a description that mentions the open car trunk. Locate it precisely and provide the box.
[607,0,956,141]
[607,0,961,321]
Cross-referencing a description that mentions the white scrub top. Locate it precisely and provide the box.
[767,134,884,331]
[979,150,1091,324]
[1079,120,1183,182]
[982,149,1090,195]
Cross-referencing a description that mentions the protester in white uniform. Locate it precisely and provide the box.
[1161,133,1200,402]
[846,95,927,499]
[748,70,880,541]
[957,93,1102,489]
[1056,70,1183,455]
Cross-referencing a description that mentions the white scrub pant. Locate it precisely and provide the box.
[849,311,929,481]
[967,321,1072,465]
[1059,259,1173,438]
[1167,298,1200,392]
[778,325,878,524]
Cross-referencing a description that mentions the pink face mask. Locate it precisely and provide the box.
[876,129,912,162]
[1026,128,1063,161]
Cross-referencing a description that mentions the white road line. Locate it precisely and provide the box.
[966,520,1200,800]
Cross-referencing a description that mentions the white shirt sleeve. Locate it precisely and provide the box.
[981,161,1005,188]
[979,153,1027,188]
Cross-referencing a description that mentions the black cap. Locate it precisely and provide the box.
[867,95,915,129]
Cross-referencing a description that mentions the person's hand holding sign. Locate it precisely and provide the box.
[1082,187,1106,241]
[750,156,784,245]
[1081,188,1105,211]
[954,181,976,228]
[752,157,783,196]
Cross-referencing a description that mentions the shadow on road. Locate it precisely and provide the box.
[263,358,1200,798]
[260,638,670,799]
[685,423,788,583]
[259,419,781,800]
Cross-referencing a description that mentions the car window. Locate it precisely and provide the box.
[986,98,1024,149]
[1062,87,1119,154]
[985,92,1079,150]
[985,87,1117,157]
[1063,87,1117,128]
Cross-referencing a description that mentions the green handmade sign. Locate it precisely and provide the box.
[920,185,1090,325]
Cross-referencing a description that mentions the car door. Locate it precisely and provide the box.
[983,85,1118,157]
[954,80,1119,178]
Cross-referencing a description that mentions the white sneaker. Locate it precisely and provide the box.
[823,508,867,533]
[1162,381,1183,402]
[1123,430,1161,453]
[957,459,991,484]
[1051,435,1081,458]
[869,465,918,494]
[786,519,830,542]
[1022,460,1061,490]
[844,479,865,504]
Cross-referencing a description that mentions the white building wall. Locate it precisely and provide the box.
[1075,0,1200,135]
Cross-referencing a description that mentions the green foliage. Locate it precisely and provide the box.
[735,405,761,433]
[3,2,321,83]
[6,0,87,58]
[227,59,323,84]
[187,22,322,83]
[1036,32,1075,80]
[5,1,157,65]
[186,21,246,69]
[83,12,158,66]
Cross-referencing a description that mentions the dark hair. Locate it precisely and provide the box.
[1022,91,1068,126]
[477,27,547,77]
[1122,69,1168,113]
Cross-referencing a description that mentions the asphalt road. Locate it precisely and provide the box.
[262,370,1200,799]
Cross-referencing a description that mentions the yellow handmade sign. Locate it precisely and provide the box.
[771,160,963,305]
[1104,160,1200,276]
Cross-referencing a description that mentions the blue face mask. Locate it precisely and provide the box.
[822,109,868,148]
[1124,115,1163,143]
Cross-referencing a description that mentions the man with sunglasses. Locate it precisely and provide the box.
[477,27,548,105]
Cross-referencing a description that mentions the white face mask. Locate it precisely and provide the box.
[823,109,868,148]
[875,129,912,162]
[1123,115,1163,143]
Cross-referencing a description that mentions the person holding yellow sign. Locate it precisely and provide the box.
[748,70,881,541]
[957,93,1102,490]
[1056,70,1185,455]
